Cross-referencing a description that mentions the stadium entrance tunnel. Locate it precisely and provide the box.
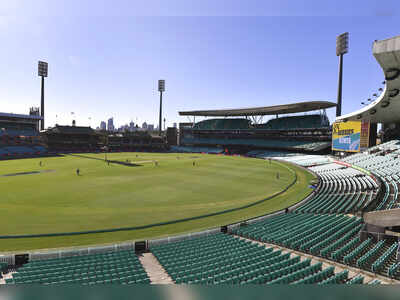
[362,208,400,245]
[14,254,29,266]
[134,241,147,253]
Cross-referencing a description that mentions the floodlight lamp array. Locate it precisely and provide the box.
[336,32,349,56]
[38,61,48,77]
[158,79,165,92]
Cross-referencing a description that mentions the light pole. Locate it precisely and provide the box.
[336,32,349,117]
[158,80,165,136]
[38,61,48,130]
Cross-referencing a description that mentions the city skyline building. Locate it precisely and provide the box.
[107,117,114,131]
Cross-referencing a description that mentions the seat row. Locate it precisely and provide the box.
[6,250,149,285]
[151,233,357,285]
[232,212,399,280]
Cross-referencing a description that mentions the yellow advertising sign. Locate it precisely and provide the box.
[332,121,362,152]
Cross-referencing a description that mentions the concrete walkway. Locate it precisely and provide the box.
[138,253,174,284]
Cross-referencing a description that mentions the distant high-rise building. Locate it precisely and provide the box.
[142,122,148,130]
[117,124,129,132]
[129,121,135,131]
[107,118,114,131]
[100,121,106,130]
[148,124,154,131]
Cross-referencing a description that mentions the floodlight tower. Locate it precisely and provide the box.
[336,32,349,117]
[158,79,165,135]
[38,61,48,130]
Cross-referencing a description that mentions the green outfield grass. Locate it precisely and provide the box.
[0,153,315,251]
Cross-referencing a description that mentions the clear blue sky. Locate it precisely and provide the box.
[0,1,399,128]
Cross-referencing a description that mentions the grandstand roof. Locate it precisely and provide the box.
[336,35,400,123]
[0,112,43,120]
[45,125,96,134]
[179,101,336,117]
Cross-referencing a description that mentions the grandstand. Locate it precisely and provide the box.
[193,118,251,130]
[169,145,223,154]
[4,249,149,285]
[230,141,400,282]
[151,233,336,284]
[295,165,378,214]
[256,114,329,130]
[39,126,168,154]
[231,211,398,278]
[43,125,101,153]
[341,141,400,210]
[107,131,167,152]
[179,101,334,154]
[272,154,332,167]
[0,109,47,159]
